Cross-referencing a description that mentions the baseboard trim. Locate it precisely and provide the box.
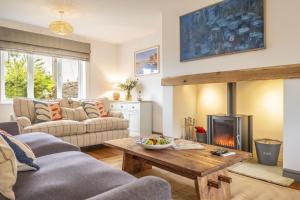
[283,168,300,182]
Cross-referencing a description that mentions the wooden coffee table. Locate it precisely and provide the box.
[104,138,251,200]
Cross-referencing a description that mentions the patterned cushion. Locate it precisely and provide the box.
[82,100,108,118]
[84,117,129,133]
[23,120,86,137]
[13,98,35,122]
[33,100,62,122]
[0,135,17,200]
[0,133,39,171]
[61,107,88,121]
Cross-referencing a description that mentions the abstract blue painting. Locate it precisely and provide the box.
[180,0,264,61]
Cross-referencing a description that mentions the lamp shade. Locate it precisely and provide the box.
[49,20,73,35]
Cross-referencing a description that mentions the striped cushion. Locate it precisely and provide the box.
[61,107,88,121]
[0,135,17,200]
[23,120,86,137]
[59,99,82,108]
[33,100,62,122]
[84,117,129,133]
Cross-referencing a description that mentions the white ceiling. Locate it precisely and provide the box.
[0,0,174,43]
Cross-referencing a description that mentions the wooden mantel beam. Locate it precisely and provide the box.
[161,64,300,86]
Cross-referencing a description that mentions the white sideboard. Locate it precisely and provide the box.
[109,101,152,137]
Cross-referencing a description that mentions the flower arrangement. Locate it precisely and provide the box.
[118,78,138,101]
[195,126,207,143]
[195,126,206,135]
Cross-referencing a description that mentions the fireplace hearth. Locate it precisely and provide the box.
[207,82,253,152]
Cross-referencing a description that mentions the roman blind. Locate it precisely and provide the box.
[0,26,90,61]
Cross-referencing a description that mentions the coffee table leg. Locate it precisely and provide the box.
[195,169,231,200]
[122,152,152,174]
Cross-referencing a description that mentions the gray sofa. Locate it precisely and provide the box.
[0,122,171,200]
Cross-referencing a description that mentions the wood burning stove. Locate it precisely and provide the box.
[207,115,252,152]
[207,83,253,152]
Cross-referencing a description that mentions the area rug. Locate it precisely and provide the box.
[100,155,300,200]
[228,162,294,187]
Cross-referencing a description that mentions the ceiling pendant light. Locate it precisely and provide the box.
[49,10,73,35]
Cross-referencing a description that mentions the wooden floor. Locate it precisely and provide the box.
[83,145,300,199]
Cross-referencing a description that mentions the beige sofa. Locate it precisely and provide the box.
[13,98,129,147]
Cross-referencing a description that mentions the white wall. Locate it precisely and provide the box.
[0,19,119,122]
[284,79,300,171]
[172,85,198,138]
[117,33,163,133]
[87,41,118,98]
[237,80,284,163]
[162,0,300,138]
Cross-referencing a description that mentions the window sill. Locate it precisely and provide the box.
[0,100,13,105]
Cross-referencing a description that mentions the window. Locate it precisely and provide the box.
[0,50,86,102]
[2,52,28,100]
[33,55,55,99]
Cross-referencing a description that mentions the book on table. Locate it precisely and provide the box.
[172,139,205,150]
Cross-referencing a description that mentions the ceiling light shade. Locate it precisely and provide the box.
[49,20,73,35]
[49,11,73,35]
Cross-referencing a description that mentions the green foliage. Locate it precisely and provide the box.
[118,79,138,92]
[33,58,55,99]
[4,53,55,99]
[5,53,28,98]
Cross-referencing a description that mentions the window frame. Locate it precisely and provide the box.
[0,50,86,103]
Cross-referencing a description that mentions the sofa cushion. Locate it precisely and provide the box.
[82,100,108,118]
[0,133,39,172]
[14,151,136,200]
[59,98,81,109]
[61,107,88,121]
[33,100,62,122]
[0,135,17,200]
[15,133,80,157]
[84,117,129,133]
[23,120,86,137]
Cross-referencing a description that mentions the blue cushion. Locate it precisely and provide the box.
[0,133,39,171]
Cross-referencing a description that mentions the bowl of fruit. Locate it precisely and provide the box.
[140,136,173,150]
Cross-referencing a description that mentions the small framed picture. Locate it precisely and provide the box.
[135,46,160,76]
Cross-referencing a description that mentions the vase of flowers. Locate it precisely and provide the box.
[195,126,207,143]
[119,79,138,101]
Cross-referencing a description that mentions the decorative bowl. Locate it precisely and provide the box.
[138,137,174,150]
